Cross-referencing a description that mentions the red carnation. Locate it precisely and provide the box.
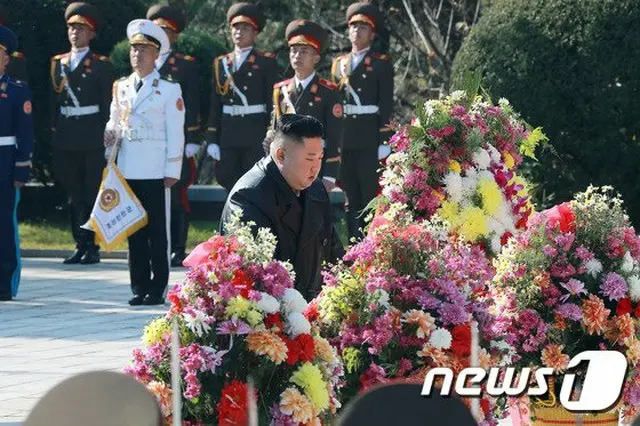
[500,232,513,246]
[451,325,472,358]
[635,303,640,318]
[265,313,284,331]
[617,298,633,316]
[480,398,491,416]
[231,269,254,298]
[284,334,316,365]
[304,301,320,322]
[216,380,254,426]
[544,202,575,233]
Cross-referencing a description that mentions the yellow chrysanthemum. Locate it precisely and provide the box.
[503,152,515,169]
[448,160,462,173]
[225,297,252,318]
[458,206,488,241]
[437,200,459,226]
[280,388,315,424]
[246,309,264,328]
[246,331,288,364]
[478,178,503,216]
[314,337,335,363]
[142,318,171,347]
[290,362,330,412]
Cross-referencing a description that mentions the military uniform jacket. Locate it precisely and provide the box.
[206,48,278,148]
[50,50,114,151]
[0,75,34,183]
[105,70,185,180]
[7,51,28,83]
[331,50,393,151]
[220,156,345,299]
[273,75,344,180]
[157,51,200,144]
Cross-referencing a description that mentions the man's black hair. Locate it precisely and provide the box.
[275,114,325,143]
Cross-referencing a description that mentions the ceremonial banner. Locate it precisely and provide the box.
[83,162,147,250]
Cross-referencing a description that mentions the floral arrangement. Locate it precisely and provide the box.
[125,211,343,425]
[377,91,545,254]
[493,186,640,422]
[311,214,515,425]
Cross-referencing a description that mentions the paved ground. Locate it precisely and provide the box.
[0,258,185,424]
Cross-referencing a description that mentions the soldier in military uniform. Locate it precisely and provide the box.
[272,19,343,190]
[50,2,114,264]
[0,26,34,301]
[104,19,185,306]
[147,3,200,267]
[0,7,28,82]
[331,2,394,240]
[205,2,278,192]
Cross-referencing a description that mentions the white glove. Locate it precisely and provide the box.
[378,144,392,160]
[207,143,221,161]
[185,143,200,158]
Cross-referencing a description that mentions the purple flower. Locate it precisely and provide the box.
[542,244,558,257]
[217,319,251,335]
[600,272,628,301]
[438,302,469,325]
[555,303,582,321]
[270,403,298,426]
[626,384,640,406]
[560,279,587,300]
[418,293,443,310]
[575,246,594,261]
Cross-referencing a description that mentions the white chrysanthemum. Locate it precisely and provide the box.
[486,144,502,163]
[375,289,390,310]
[449,90,466,103]
[282,288,308,314]
[490,235,502,254]
[442,171,463,203]
[428,327,452,350]
[257,292,280,314]
[478,170,495,182]
[286,312,311,338]
[182,310,211,337]
[622,251,635,273]
[472,148,492,170]
[461,175,478,198]
[628,276,640,302]
[585,259,603,278]
[487,217,506,235]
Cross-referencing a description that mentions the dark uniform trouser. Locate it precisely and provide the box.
[170,156,197,256]
[52,149,105,250]
[126,179,169,298]
[0,180,19,297]
[217,146,265,192]
[340,148,379,240]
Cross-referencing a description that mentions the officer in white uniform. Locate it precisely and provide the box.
[104,19,185,306]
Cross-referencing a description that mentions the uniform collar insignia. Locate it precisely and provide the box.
[0,82,7,92]
[310,83,318,94]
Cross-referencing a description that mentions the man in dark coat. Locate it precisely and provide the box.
[220,114,344,300]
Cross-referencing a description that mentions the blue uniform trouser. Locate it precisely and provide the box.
[0,179,20,297]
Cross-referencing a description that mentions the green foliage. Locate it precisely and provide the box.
[452,0,640,225]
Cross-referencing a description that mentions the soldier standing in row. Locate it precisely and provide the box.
[332,2,394,240]
[272,19,343,190]
[105,19,185,306]
[146,4,200,267]
[50,2,114,264]
[0,8,28,83]
[0,26,34,301]
[205,2,278,192]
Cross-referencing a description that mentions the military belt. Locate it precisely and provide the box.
[121,128,167,141]
[60,105,100,117]
[343,104,379,115]
[0,136,17,146]
[222,104,267,116]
